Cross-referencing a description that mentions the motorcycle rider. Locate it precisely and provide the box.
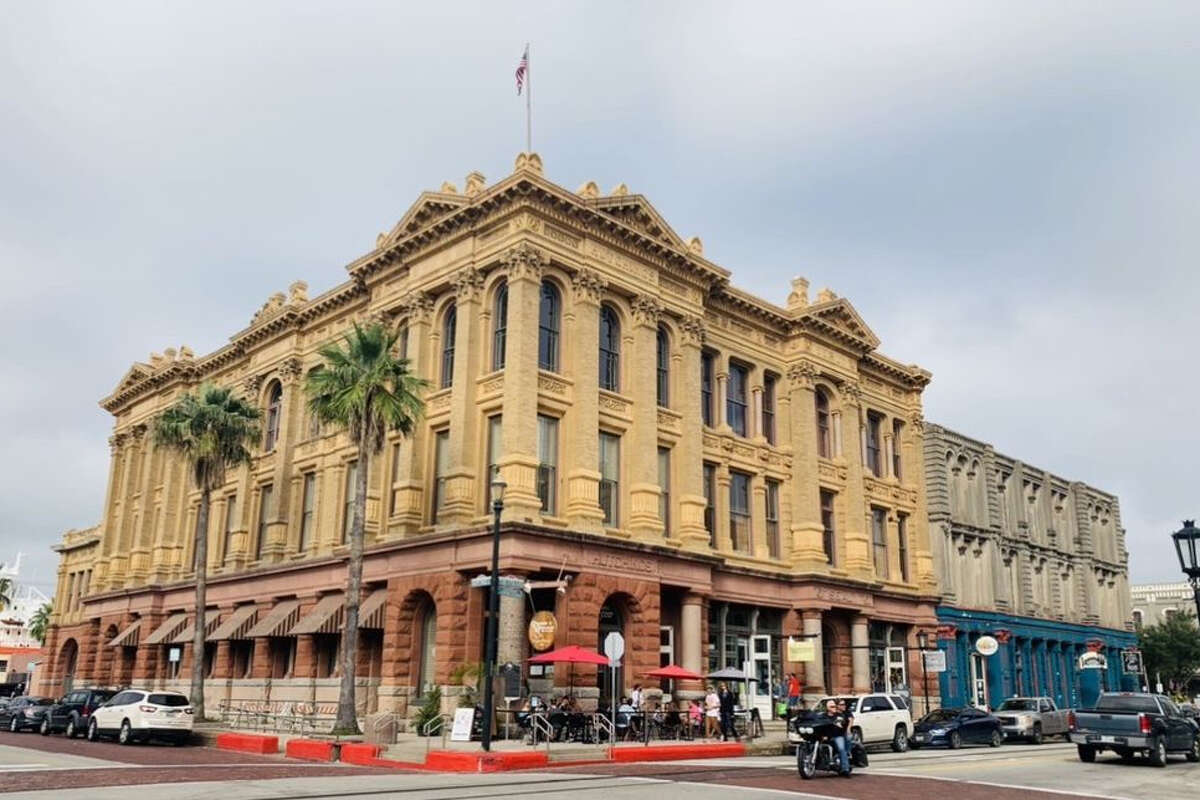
[822,699,851,776]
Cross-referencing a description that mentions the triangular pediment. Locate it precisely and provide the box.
[378,191,469,248]
[110,363,151,396]
[798,298,881,351]
[590,195,687,250]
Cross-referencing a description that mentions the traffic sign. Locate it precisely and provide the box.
[603,631,625,664]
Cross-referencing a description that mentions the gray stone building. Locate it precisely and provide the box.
[1131,582,1198,628]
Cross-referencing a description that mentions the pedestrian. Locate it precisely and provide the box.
[688,698,703,737]
[631,683,643,710]
[704,685,720,739]
[718,681,738,741]
[787,672,801,714]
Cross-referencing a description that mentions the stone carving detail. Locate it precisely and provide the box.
[481,376,505,395]
[631,295,662,327]
[108,433,127,452]
[464,171,486,197]
[687,236,703,255]
[429,392,451,411]
[786,277,809,311]
[500,242,548,282]
[513,151,544,175]
[598,394,629,414]
[538,375,567,394]
[242,373,264,396]
[453,266,484,301]
[279,357,304,385]
[571,268,606,305]
[839,381,862,407]
[609,183,629,197]
[679,315,706,346]
[543,225,580,248]
[786,360,818,389]
[577,180,600,199]
[909,411,925,432]
[401,291,435,323]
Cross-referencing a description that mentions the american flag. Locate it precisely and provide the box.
[515,46,528,95]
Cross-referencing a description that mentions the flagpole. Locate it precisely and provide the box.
[525,42,532,153]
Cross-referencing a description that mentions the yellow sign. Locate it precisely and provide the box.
[787,637,815,662]
[528,611,558,651]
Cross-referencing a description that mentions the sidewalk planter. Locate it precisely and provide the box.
[286,738,337,762]
[216,732,280,754]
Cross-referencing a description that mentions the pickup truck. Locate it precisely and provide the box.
[995,696,1070,744]
[1069,692,1200,766]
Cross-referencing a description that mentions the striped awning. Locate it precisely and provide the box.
[209,605,258,642]
[172,609,222,644]
[245,599,302,638]
[143,612,189,646]
[108,620,142,648]
[358,588,389,630]
[289,594,345,636]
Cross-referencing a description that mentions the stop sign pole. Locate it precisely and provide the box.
[604,632,625,741]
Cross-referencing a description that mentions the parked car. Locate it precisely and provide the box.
[1069,692,1200,766]
[0,697,53,733]
[912,706,1004,749]
[39,688,117,738]
[819,694,913,751]
[995,696,1071,744]
[86,689,193,745]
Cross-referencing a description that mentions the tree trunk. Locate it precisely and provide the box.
[191,488,210,719]
[335,441,370,734]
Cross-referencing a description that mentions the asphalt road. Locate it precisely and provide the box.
[2,730,1198,799]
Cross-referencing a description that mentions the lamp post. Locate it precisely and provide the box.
[917,631,931,717]
[481,476,506,752]
[1171,520,1200,620]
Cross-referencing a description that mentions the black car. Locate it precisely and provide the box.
[911,706,1004,749]
[0,697,53,732]
[39,688,117,738]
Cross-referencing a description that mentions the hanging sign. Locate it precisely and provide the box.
[527,611,558,651]
[975,635,999,657]
[1120,649,1143,675]
[787,637,815,662]
[1079,651,1108,670]
[922,650,947,673]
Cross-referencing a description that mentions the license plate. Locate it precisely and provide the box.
[1087,735,1125,744]
[914,735,927,742]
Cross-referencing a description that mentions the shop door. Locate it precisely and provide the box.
[749,634,773,717]
[970,653,989,709]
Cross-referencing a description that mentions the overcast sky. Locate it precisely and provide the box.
[3,2,1198,596]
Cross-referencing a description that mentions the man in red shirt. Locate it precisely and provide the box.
[787,673,801,714]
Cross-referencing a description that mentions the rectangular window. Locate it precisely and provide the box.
[872,506,888,578]
[389,442,402,516]
[299,473,316,552]
[866,413,883,477]
[762,374,777,445]
[898,513,910,582]
[599,432,620,526]
[432,430,449,523]
[269,637,296,679]
[255,484,273,560]
[315,634,339,679]
[701,352,714,427]
[727,363,748,436]
[231,640,254,679]
[729,470,752,552]
[486,415,503,507]
[657,447,671,535]
[537,415,559,515]
[892,419,904,479]
[703,462,717,545]
[341,461,358,543]
[765,479,780,559]
[820,489,836,564]
[223,496,237,562]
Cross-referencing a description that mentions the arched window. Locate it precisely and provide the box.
[441,305,457,388]
[539,281,561,371]
[815,388,831,458]
[599,305,620,391]
[263,382,283,452]
[656,326,669,407]
[416,597,437,697]
[492,283,508,371]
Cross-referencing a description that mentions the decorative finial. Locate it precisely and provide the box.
[609,183,629,197]
[464,172,486,197]
[687,236,704,255]
[514,152,543,175]
[817,287,837,303]
[577,180,600,199]
[787,277,809,311]
[440,181,459,194]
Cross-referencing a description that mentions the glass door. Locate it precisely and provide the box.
[751,634,773,718]
[970,652,989,709]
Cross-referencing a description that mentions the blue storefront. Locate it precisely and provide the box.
[935,608,1137,711]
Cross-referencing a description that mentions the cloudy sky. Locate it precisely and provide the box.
[3,2,1198,596]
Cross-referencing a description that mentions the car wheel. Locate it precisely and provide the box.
[948,730,962,750]
[1077,745,1096,763]
[87,718,99,742]
[1030,723,1043,745]
[1186,736,1200,763]
[118,720,134,746]
[65,718,77,739]
[1148,736,1167,768]
[990,729,1003,748]
[891,724,909,752]
[9,717,19,733]
[39,717,50,736]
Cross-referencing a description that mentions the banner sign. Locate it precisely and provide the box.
[527,611,557,651]
[787,637,815,662]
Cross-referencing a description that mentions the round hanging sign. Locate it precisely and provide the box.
[975,635,999,657]
[528,611,558,651]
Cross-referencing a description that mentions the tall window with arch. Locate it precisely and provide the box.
[492,282,508,371]
[441,305,457,388]
[599,305,620,391]
[263,382,283,451]
[415,597,437,697]
[539,280,561,371]
[815,387,832,457]
[656,326,670,407]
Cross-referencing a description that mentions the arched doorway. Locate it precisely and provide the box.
[597,598,626,707]
[414,595,437,699]
[58,639,79,693]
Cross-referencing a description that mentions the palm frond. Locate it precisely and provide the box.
[153,383,261,491]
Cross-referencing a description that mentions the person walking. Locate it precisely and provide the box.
[704,685,720,739]
[718,682,738,741]
[786,673,801,715]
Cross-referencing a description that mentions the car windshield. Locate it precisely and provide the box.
[92,691,116,702]
[1093,695,1160,714]
[998,699,1038,711]
[148,694,189,707]
[920,708,960,723]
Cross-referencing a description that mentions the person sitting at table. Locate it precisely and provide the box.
[616,696,636,740]
[688,699,703,738]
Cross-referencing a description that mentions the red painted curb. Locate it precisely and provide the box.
[216,732,279,755]
[285,738,336,762]
[609,742,745,762]
[425,749,550,772]
[339,742,384,765]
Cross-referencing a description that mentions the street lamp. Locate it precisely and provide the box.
[917,630,931,717]
[1171,520,1200,619]
[480,474,506,752]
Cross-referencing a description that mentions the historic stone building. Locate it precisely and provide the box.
[924,424,1135,710]
[1131,581,1199,628]
[43,154,939,722]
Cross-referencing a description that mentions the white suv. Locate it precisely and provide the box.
[87,689,193,745]
[818,694,914,751]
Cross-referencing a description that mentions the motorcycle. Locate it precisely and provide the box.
[790,716,866,780]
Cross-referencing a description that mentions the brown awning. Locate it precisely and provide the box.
[143,612,189,646]
[172,609,222,644]
[289,594,345,636]
[108,620,142,648]
[245,599,302,638]
[358,588,389,630]
[209,605,258,642]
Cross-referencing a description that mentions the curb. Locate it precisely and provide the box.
[216,732,279,755]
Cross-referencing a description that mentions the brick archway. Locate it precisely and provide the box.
[559,574,660,696]
[57,638,79,692]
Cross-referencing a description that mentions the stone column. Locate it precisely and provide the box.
[715,370,729,430]
[750,477,768,559]
[679,593,704,679]
[565,268,606,532]
[851,615,870,694]
[440,266,485,524]
[389,292,435,535]
[786,362,827,568]
[840,385,874,578]
[675,317,709,551]
[802,610,826,699]
[497,244,547,522]
[628,295,664,539]
[714,464,733,552]
[260,358,304,559]
[496,575,528,667]
[907,412,938,594]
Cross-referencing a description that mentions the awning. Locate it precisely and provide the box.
[108,620,142,648]
[143,612,189,646]
[289,594,345,636]
[358,588,389,630]
[172,609,222,644]
[245,599,302,638]
[209,605,258,642]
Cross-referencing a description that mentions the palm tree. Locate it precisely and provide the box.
[306,321,426,734]
[153,383,260,720]
[29,602,52,645]
[0,575,11,612]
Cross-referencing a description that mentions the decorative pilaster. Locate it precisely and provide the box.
[786,361,828,569]
[388,292,434,535]
[565,268,606,532]
[628,295,664,539]
[440,267,485,524]
[839,383,874,578]
[676,317,709,551]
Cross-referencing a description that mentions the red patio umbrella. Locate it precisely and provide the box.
[644,664,703,680]
[528,644,611,665]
